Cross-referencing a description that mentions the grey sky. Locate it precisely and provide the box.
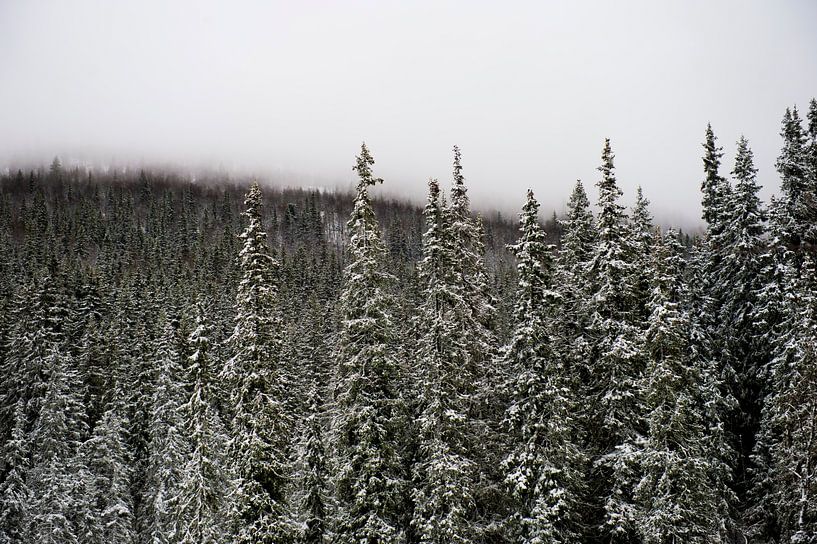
[1,1,816,225]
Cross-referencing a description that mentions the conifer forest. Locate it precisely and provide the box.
[3,99,817,544]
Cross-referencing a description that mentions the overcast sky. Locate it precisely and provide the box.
[1,1,815,225]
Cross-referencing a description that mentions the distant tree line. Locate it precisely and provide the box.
[0,98,816,544]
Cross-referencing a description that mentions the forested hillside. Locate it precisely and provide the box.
[1,99,816,544]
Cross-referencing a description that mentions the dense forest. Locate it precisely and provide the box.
[1,99,816,544]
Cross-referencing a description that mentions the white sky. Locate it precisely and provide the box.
[1,0,815,226]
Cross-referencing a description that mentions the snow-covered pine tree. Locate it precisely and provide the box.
[447,146,497,374]
[0,400,30,544]
[222,181,295,544]
[555,180,596,435]
[808,98,817,191]
[693,124,747,532]
[750,249,817,543]
[700,123,732,239]
[586,139,643,543]
[685,241,738,542]
[629,186,654,321]
[142,317,188,544]
[25,348,87,544]
[411,179,479,544]
[633,228,722,544]
[748,104,817,543]
[717,137,768,500]
[330,143,408,543]
[176,301,233,544]
[445,147,504,535]
[0,275,68,451]
[774,106,814,253]
[502,189,585,543]
[297,383,329,544]
[78,397,135,544]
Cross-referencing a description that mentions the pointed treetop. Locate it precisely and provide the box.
[598,138,616,186]
[808,98,817,139]
[633,186,652,220]
[595,139,625,231]
[353,142,383,191]
[451,145,470,213]
[453,145,464,185]
[245,180,263,217]
[732,136,758,183]
[569,179,590,210]
[701,123,727,226]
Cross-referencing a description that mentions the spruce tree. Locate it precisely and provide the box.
[586,139,643,543]
[176,301,233,544]
[330,143,408,543]
[223,181,295,543]
[0,400,30,544]
[750,252,817,543]
[555,180,596,425]
[143,317,188,544]
[503,189,585,543]
[719,137,768,501]
[26,348,87,544]
[79,399,135,544]
[630,186,654,321]
[633,229,722,543]
[774,106,814,251]
[411,179,479,544]
[297,383,329,544]
[700,123,732,238]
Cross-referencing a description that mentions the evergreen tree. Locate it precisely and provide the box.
[143,318,188,544]
[79,399,135,544]
[633,229,722,543]
[223,181,295,543]
[176,301,233,544]
[0,400,30,544]
[503,189,585,543]
[749,109,817,539]
[630,186,654,321]
[555,180,596,427]
[297,383,329,544]
[26,349,87,544]
[700,123,732,238]
[586,139,643,543]
[330,144,408,543]
[411,179,479,544]
[774,106,814,251]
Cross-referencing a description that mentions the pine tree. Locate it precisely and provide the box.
[330,143,408,543]
[685,242,738,541]
[751,253,817,543]
[223,181,295,543]
[297,383,329,544]
[748,106,817,541]
[176,301,233,544]
[555,180,596,432]
[700,123,732,238]
[79,399,135,544]
[586,139,643,542]
[26,348,87,544]
[142,317,188,544]
[502,189,585,543]
[630,186,654,321]
[633,229,722,543]
[0,400,31,544]
[411,179,479,544]
[717,137,768,504]
[447,147,503,536]
[447,146,497,371]
[774,107,814,251]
